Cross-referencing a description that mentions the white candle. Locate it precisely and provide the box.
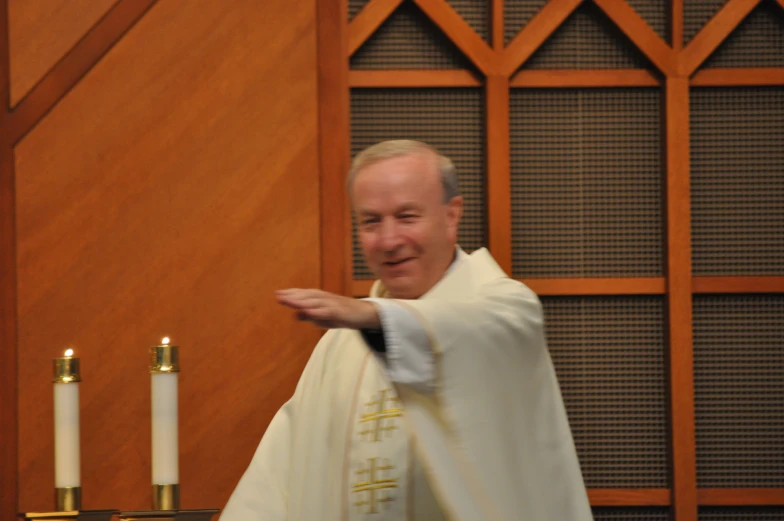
[53,349,81,488]
[151,338,179,485]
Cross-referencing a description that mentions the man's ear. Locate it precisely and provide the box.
[446,196,463,234]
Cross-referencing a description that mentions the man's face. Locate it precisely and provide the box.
[352,152,462,299]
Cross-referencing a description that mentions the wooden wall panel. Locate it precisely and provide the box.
[15,0,320,512]
[8,0,117,106]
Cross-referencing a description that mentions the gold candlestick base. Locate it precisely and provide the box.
[119,510,219,521]
[152,484,179,511]
[19,509,117,521]
[55,487,82,512]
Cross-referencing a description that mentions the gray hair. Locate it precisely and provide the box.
[347,140,459,203]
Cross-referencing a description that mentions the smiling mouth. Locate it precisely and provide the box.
[384,258,413,267]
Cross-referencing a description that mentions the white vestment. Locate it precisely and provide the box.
[221,248,592,521]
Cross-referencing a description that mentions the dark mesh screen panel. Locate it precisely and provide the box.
[690,87,784,276]
[524,2,651,69]
[351,1,474,69]
[702,1,784,68]
[504,0,549,45]
[594,507,672,521]
[349,0,370,21]
[542,296,669,488]
[447,0,489,43]
[626,0,671,45]
[694,295,784,487]
[510,88,663,278]
[700,507,784,521]
[685,0,729,45]
[350,88,485,279]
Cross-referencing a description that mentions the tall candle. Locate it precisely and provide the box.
[150,337,179,487]
[53,348,81,510]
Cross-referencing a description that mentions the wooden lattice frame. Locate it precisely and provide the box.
[316,1,784,521]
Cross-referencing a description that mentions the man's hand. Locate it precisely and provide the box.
[275,289,381,330]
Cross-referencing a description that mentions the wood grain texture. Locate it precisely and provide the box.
[664,76,698,521]
[511,69,660,87]
[588,489,670,506]
[1,2,18,519]
[412,0,499,75]
[15,0,321,512]
[693,276,784,293]
[679,0,760,76]
[349,69,482,87]
[690,67,784,86]
[500,0,581,77]
[778,0,784,10]
[318,0,350,295]
[7,0,158,146]
[353,277,667,297]
[593,0,676,76]
[485,75,511,274]
[348,0,403,56]
[698,489,784,505]
[8,0,116,107]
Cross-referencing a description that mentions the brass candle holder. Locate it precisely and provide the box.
[150,339,180,511]
[53,352,82,512]
[19,511,118,521]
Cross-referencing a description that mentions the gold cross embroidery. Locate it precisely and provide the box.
[353,458,397,514]
[358,389,402,442]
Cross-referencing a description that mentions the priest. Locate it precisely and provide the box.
[221,140,592,521]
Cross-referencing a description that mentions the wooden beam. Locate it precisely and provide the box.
[588,489,671,506]
[511,69,660,88]
[522,277,666,296]
[412,0,499,75]
[491,0,504,51]
[485,75,512,274]
[679,0,760,76]
[347,0,403,56]
[349,69,482,87]
[693,276,784,294]
[593,0,676,76]
[0,2,18,519]
[698,489,784,506]
[353,277,667,297]
[317,0,351,294]
[673,0,684,50]
[778,0,784,10]
[7,0,159,145]
[690,68,784,86]
[664,76,698,521]
[500,0,581,77]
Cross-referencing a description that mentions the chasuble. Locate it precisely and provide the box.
[221,248,592,521]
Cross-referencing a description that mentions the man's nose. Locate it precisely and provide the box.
[379,219,403,251]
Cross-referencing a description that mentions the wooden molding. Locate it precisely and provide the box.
[317,0,351,295]
[500,0,581,77]
[485,75,512,274]
[588,489,671,506]
[664,76,698,521]
[511,69,660,88]
[1,1,17,517]
[679,0,760,76]
[412,0,499,75]
[593,0,677,76]
[353,277,667,297]
[347,0,403,56]
[673,0,684,50]
[349,69,481,87]
[491,0,504,51]
[690,68,784,86]
[697,489,784,506]
[693,276,784,294]
[7,0,158,146]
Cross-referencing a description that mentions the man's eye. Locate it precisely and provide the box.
[361,218,379,226]
[400,214,417,221]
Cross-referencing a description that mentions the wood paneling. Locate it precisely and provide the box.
[698,489,784,506]
[15,0,320,512]
[690,68,784,86]
[511,69,660,87]
[8,0,116,107]
[664,76,698,521]
[693,277,784,294]
[7,0,158,146]
[485,74,511,273]
[588,489,671,506]
[348,0,403,56]
[349,69,481,87]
